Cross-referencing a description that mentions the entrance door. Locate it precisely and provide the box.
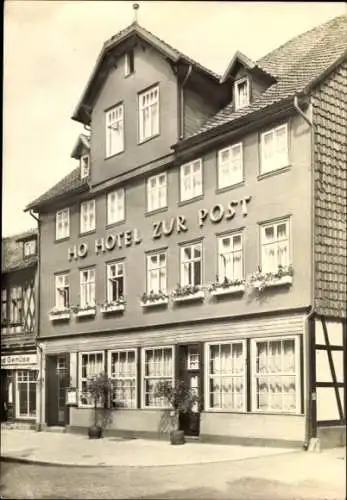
[178,344,201,436]
[46,354,70,426]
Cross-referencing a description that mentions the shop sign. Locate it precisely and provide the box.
[1,354,37,367]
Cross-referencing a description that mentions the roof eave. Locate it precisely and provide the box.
[220,50,256,84]
[303,49,347,94]
[25,184,89,213]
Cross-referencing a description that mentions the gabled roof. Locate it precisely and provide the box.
[72,21,220,124]
[71,133,91,159]
[185,14,347,141]
[2,229,38,273]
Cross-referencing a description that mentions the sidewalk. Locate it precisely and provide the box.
[0,428,298,467]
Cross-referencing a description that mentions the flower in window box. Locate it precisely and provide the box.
[71,304,96,315]
[247,265,294,291]
[141,290,169,304]
[100,297,126,313]
[208,275,245,293]
[171,284,203,299]
[48,306,71,320]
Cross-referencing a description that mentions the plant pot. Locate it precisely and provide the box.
[88,424,103,439]
[170,429,185,445]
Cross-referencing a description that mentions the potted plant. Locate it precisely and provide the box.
[155,378,200,445]
[86,372,114,439]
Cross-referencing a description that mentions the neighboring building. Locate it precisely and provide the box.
[1,229,38,426]
[26,15,346,448]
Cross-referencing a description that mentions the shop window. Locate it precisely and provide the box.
[251,337,299,413]
[180,159,202,202]
[139,85,159,142]
[180,242,202,287]
[106,261,124,302]
[55,273,69,309]
[9,286,23,326]
[16,371,37,419]
[109,350,137,408]
[79,351,104,407]
[80,268,96,308]
[106,103,124,157]
[147,252,167,293]
[107,188,125,225]
[206,341,246,411]
[261,219,290,273]
[260,124,288,174]
[218,232,243,281]
[147,173,167,212]
[218,143,243,189]
[80,199,96,234]
[142,347,173,408]
[56,208,70,240]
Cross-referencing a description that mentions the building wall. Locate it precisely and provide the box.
[312,61,347,318]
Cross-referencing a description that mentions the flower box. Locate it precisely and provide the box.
[75,308,96,318]
[210,284,246,297]
[141,298,169,308]
[253,275,293,290]
[172,290,205,303]
[48,310,71,321]
[100,303,125,314]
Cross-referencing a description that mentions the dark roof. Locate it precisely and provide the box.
[71,133,91,159]
[189,14,347,138]
[2,230,38,273]
[25,167,89,211]
[72,21,220,123]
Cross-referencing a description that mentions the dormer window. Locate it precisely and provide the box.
[23,239,36,257]
[125,50,134,77]
[234,77,250,110]
[80,154,90,179]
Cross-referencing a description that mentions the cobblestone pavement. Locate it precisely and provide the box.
[1,448,345,499]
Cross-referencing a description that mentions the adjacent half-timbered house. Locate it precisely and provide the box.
[26,14,346,448]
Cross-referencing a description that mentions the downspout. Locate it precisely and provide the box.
[180,64,192,140]
[29,210,43,431]
[294,95,316,449]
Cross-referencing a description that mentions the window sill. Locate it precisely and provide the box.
[100,304,125,314]
[178,194,204,207]
[210,284,245,297]
[105,150,125,161]
[79,229,96,237]
[138,133,160,146]
[140,298,169,308]
[216,181,244,194]
[75,308,96,318]
[55,236,70,244]
[145,206,168,217]
[172,291,205,303]
[257,165,291,181]
[105,219,126,230]
[252,275,293,290]
[49,312,71,322]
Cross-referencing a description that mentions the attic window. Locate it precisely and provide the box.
[234,77,249,110]
[80,155,90,179]
[24,239,36,257]
[125,50,134,77]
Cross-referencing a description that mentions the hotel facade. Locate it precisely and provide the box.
[26,16,346,448]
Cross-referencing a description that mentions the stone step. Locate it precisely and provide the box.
[44,426,66,433]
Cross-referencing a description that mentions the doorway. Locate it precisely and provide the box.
[46,354,70,426]
[178,344,201,437]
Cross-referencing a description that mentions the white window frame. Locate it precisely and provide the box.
[251,335,301,414]
[218,232,244,282]
[218,143,243,189]
[147,252,167,294]
[205,340,246,412]
[234,77,250,110]
[180,159,203,202]
[56,208,70,240]
[80,199,96,234]
[80,154,90,179]
[23,240,36,257]
[260,123,289,174]
[147,173,167,212]
[139,85,159,143]
[180,242,202,287]
[106,261,125,303]
[106,103,124,157]
[108,349,137,409]
[124,50,134,77]
[141,346,174,409]
[16,370,37,419]
[55,273,69,309]
[80,268,96,308]
[107,188,125,225]
[78,351,105,408]
[260,218,290,273]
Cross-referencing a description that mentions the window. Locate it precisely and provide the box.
[261,219,289,273]
[143,347,174,408]
[106,103,124,157]
[180,159,202,202]
[80,268,95,308]
[80,200,95,234]
[55,273,69,309]
[147,252,167,293]
[218,143,243,188]
[107,188,125,225]
[80,155,90,179]
[218,233,243,281]
[9,286,22,325]
[234,78,249,110]
[261,124,288,174]
[107,262,124,302]
[79,352,104,406]
[125,50,134,76]
[56,208,70,240]
[181,242,202,287]
[23,239,36,257]
[109,350,137,408]
[252,337,299,413]
[207,341,245,411]
[147,173,167,212]
[139,85,159,142]
[1,288,7,325]
[16,371,37,418]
